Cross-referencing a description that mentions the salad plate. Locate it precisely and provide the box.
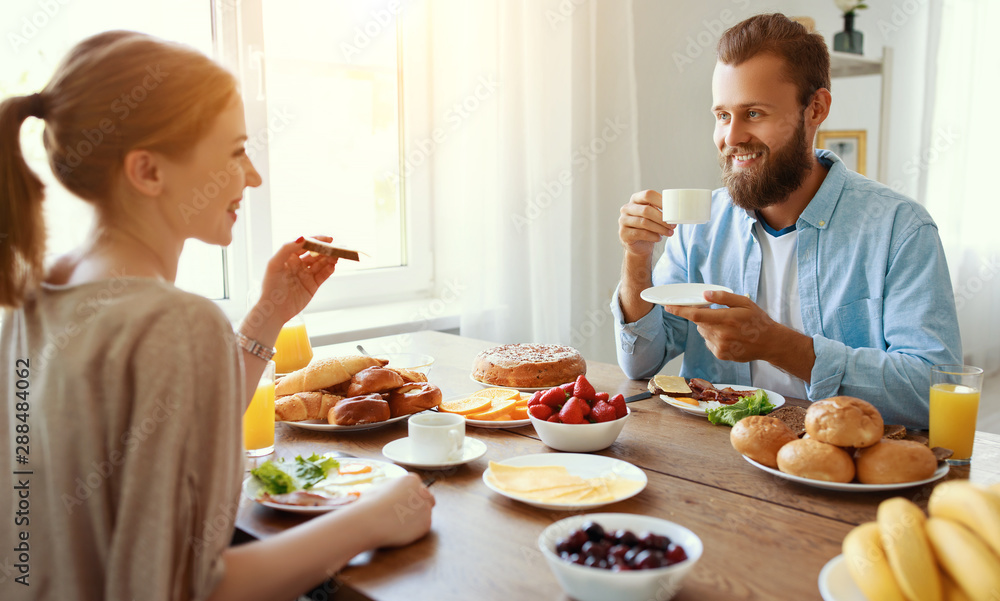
[640,283,733,307]
[743,455,949,492]
[483,453,647,511]
[660,385,785,416]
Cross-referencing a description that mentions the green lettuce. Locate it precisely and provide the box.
[706,389,775,426]
[294,454,340,489]
[250,462,296,495]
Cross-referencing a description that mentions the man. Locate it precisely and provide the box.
[613,13,960,429]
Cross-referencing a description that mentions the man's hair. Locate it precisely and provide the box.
[717,13,831,107]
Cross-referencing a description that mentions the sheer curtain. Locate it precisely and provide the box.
[923,0,1000,374]
[425,0,640,362]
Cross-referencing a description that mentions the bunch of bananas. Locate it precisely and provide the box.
[841,481,1000,601]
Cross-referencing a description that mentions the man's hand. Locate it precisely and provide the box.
[618,190,677,323]
[664,290,816,381]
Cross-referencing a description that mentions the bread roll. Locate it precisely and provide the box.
[730,416,799,469]
[387,367,428,384]
[346,367,406,396]
[329,394,391,425]
[805,396,883,449]
[777,438,856,483]
[275,355,387,396]
[387,383,442,417]
[275,392,341,422]
[855,440,938,484]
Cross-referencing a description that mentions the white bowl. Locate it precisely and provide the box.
[529,408,629,452]
[372,353,435,376]
[538,513,703,601]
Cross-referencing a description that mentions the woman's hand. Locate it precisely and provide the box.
[358,474,435,548]
[252,236,338,330]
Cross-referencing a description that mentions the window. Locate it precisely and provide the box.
[3,0,429,320]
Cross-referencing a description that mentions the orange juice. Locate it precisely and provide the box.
[244,376,275,456]
[929,383,980,461]
[274,320,312,373]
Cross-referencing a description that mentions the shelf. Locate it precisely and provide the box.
[830,51,882,77]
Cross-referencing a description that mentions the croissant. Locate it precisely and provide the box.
[275,392,342,422]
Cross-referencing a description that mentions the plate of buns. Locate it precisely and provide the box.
[731,396,950,491]
[274,356,443,432]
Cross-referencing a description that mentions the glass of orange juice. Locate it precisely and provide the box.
[244,360,276,457]
[929,364,984,465]
[273,315,313,374]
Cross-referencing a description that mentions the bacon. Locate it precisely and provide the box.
[687,378,715,400]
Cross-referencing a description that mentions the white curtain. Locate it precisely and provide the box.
[923,0,1000,374]
[425,0,640,362]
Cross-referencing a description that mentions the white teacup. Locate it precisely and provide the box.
[661,188,712,224]
[408,412,465,464]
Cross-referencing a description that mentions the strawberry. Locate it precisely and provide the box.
[528,404,554,420]
[559,398,589,424]
[573,375,597,402]
[559,382,576,395]
[594,391,610,403]
[609,393,627,419]
[527,391,543,407]
[566,396,591,418]
[547,414,562,423]
[590,401,617,423]
[540,387,567,408]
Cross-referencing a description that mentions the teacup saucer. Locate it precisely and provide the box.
[382,437,488,470]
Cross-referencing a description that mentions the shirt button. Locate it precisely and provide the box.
[819,220,826,226]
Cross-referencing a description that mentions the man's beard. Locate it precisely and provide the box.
[719,117,812,211]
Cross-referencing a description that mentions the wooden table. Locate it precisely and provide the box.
[236,331,1000,601]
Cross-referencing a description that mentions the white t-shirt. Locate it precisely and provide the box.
[750,219,808,399]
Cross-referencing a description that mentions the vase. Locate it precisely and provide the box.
[833,12,864,55]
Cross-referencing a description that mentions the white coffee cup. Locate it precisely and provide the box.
[661,188,712,224]
[408,412,465,464]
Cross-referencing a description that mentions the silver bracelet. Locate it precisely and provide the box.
[234,331,276,362]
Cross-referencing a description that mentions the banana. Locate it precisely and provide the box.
[925,517,1000,601]
[842,522,907,601]
[941,571,971,601]
[878,497,942,601]
[928,480,1000,559]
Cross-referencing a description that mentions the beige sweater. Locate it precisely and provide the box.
[0,279,243,601]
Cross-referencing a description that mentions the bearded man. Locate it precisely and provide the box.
[613,13,961,429]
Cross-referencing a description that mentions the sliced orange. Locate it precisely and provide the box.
[470,388,520,402]
[439,395,493,415]
[508,405,529,420]
[468,397,519,420]
[512,394,529,409]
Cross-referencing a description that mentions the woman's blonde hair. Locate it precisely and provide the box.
[0,30,238,307]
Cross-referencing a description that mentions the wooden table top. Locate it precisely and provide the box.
[236,331,1000,601]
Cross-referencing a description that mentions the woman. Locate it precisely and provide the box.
[0,31,433,601]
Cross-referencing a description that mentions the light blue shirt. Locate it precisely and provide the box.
[612,150,961,429]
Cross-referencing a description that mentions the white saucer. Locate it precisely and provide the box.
[382,437,488,470]
[640,283,734,307]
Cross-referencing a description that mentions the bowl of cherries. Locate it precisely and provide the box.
[538,513,702,601]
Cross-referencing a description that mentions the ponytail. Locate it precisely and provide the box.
[0,93,47,308]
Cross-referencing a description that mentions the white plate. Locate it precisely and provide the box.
[469,375,566,393]
[243,457,408,514]
[382,437,488,470]
[660,385,785,416]
[440,393,533,429]
[743,455,950,492]
[283,413,411,432]
[640,283,734,307]
[482,453,647,511]
[819,555,865,601]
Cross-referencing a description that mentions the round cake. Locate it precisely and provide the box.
[472,344,586,388]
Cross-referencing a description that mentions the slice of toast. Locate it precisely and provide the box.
[767,405,807,437]
[302,237,360,261]
[648,375,692,396]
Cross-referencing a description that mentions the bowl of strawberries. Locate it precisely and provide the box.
[527,375,630,452]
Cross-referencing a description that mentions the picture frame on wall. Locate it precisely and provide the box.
[816,130,867,175]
